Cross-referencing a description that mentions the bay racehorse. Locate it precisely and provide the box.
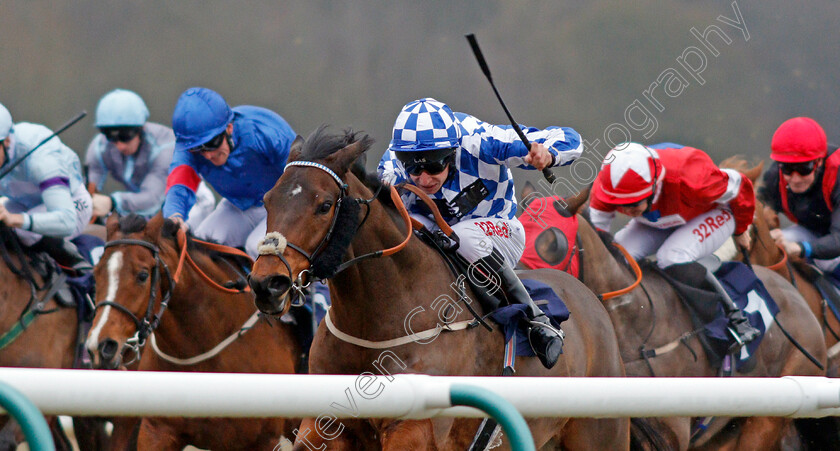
[519,184,827,450]
[720,157,840,377]
[86,213,301,451]
[0,224,104,451]
[248,127,629,450]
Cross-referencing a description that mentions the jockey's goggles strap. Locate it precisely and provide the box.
[599,242,643,301]
[399,183,454,236]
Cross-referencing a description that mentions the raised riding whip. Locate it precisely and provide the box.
[0,111,87,181]
[465,34,557,184]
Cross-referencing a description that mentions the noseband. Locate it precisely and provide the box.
[96,238,174,365]
[258,160,412,305]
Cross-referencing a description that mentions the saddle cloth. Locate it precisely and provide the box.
[490,279,570,357]
[705,262,779,369]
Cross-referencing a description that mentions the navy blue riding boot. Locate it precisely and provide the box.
[30,236,93,275]
[475,250,565,369]
[665,261,759,347]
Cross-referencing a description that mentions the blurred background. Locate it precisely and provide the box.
[1,0,838,195]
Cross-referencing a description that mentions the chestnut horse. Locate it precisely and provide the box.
[520,185,827,450]
[249,128,629,450]
[85,213,301,451]
[0,224,103,451]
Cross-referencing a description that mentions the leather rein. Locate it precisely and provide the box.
[95,229,253,365]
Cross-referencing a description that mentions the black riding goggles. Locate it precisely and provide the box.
[780,160,818,176]
[404,160,450,176]
[100,127,142,143]
[189,132,226,154]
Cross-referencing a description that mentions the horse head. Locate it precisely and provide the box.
[249,127,374,316]
[86,213,174,369]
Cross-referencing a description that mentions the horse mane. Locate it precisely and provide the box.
[301,125,395,208]
[117,214,150,235]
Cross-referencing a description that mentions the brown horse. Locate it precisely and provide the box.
[85,213,301,451]
[720,157,840,377]
[0,225,106,451]
[248,128,630,450]
[520,185,827,450]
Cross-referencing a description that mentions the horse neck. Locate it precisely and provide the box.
[328,196,450,339]
[577,216,640,297]
[153,240,255,354]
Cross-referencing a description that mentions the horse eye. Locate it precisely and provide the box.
[317,201,333,214]
[137,271,150,283]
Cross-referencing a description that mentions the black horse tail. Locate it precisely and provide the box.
[793,417,840,450]
[630,417,677,451]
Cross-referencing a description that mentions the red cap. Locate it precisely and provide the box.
[592,143,663,205]
[770,117,827,163]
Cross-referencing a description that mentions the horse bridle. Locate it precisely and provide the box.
[258,160,408,305]
[95,238,174,365]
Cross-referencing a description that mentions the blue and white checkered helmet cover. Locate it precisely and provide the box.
[388,98,462,152]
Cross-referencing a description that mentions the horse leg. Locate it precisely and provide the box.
[291,418,368,451]
[560,418,630,451]
[729,417,789,451]
[137,418,183,451]
[107,417,141,451]
[48,416,73,451]
[72,416,110,451]
[379,419,438,451]
[0,418,20,451]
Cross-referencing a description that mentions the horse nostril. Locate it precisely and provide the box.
[99,339,119,362]
[266,275,292,298]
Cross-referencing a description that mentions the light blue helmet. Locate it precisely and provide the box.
[171,87,234,152]
[388,98,462,152]
[95,89,149,128]
[0,103,12,140]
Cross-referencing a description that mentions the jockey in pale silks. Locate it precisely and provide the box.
[378,97,581,369]
[86,89,215,221]
[589,142,760,345]
[162,87,295,259]
[0,102,93,273]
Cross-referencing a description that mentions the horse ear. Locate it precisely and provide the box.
[329,135,375,175]
[561,184,592,216]
[520,181,537,211]
[744,161,764,183]
[145,212,165,243]
[105,213,121,239]
[287,136,305,163]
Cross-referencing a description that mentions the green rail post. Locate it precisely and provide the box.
[0,380,55,451]
[450,383,535,451]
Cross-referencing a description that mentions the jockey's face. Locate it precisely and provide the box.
[199,124,234,167]
[617,199,649,217]
[115,134,141,157]
[409,164,449,195]
[782,158,821,194]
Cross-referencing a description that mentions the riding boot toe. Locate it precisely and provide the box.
[528,324,565,369]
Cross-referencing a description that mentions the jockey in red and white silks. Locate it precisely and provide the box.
[590,142,755,268]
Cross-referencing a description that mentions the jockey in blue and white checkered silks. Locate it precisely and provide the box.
[0,102,94,273]
[377,97,582,369]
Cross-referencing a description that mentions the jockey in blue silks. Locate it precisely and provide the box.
[0,102,93,273]
[162,87,295,258]
[378,97,582,369]
[86,89,215,221]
